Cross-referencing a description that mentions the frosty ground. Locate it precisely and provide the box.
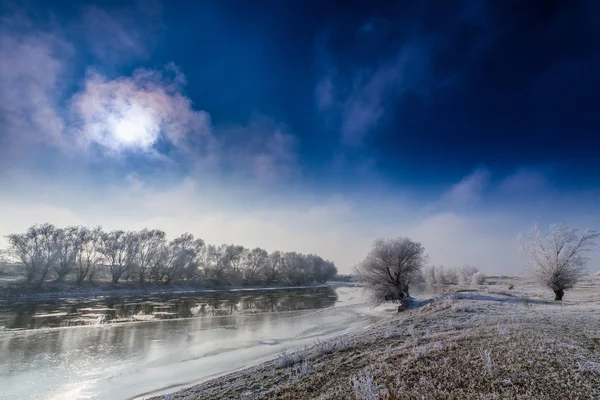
[150,276,600,400]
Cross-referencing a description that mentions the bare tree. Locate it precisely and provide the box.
[262,250,283,284]
[518,224,599,300]
[305,254,338,283]
[162,233,203,283]
[243,247,268,285]
[224,245,246,286]
[2,222,340,289]
[355,237,427,305]
[135,229,167,284]
[281,252,310,285]
[54,226,79,281]
[74,226,102,284]
[98,230,139,283]
[6,223,59,283]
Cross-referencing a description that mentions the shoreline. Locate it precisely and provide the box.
[0,281,358,301]
[147,287,600,400]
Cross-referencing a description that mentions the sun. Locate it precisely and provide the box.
[106,103,160,151]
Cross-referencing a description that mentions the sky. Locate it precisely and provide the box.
[1,0,599,274]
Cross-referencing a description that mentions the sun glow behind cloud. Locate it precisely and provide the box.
[71,68,211,156]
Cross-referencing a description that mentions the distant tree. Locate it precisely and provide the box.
[98,230,139,283]
[420,265,486,286]
[224,244,246,285]
[281,252,308,285]
[74,226,102,284]
[262,251,283,284]
[355,237,427,305]
[53,226,79,281]
[518,224,599,300]
[305,254,338,283]
[6,223,59,283]
[243,247,269,285]
[135,229,167,284]
[161,233,203,283]
[2,223,341,289]
[330,274,355,283]
[183,238,205,279]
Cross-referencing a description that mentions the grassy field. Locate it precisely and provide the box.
[152,277,599,400]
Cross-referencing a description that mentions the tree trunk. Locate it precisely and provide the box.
[554,289,564,301]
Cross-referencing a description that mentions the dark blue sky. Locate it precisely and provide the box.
[3,0,598,189]
[153,0,600,185]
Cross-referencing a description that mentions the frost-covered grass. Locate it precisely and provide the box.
[152,285,600,400]
[351,369,383,400]
[478,348,493,376]
[289,358,313,382]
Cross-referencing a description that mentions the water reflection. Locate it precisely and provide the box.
[0,287,378,400]
[0,287,339,331]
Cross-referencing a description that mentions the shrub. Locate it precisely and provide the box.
[290,358,313,381]
[277,349,295,367]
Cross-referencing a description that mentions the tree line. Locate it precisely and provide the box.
[3,223,338,286]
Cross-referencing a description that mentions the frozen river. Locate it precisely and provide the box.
[0,286,386,400]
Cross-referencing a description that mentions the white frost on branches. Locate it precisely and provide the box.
[518,224,599,300]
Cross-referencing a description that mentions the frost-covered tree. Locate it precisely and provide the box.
[98,230,139,283]
[161,233,203,283]
[243,247,269,285]
[518,224,599,300]
[420,265,486,286]
[135,229,167,283]
[262,250,283,284]
[53,226,79,281]
[6,223,59,283]
[355,237,427,304]
[74,226,102,283]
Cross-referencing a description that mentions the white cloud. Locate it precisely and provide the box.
[441,167,490,207]
[341,56,406,145]
[497,168,549,195]
[70,66,212,156]
[218,116,299,182]
[0,11,297,182]
[0,18,72,158]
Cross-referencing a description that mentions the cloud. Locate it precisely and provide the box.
[0,16,72,159]
[70,65,212,157]
[217,116,299,182]
[315,75,334,111]
[81,4,163,65]
[315,33,428,146]
[441,167,490,207]
[497,168,550,196]
[341,55,406,145]
[0,8,297,182]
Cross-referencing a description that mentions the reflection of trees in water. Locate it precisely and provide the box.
[3,287,341,330]
[176,300,193,318]
[6,302,37,329]
[225,299,239,314]
[276,287,338,311]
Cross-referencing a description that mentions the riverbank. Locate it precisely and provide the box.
[0,280,357,300]
[150,287,599,399]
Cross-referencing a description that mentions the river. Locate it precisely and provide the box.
[0,286,386,400]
